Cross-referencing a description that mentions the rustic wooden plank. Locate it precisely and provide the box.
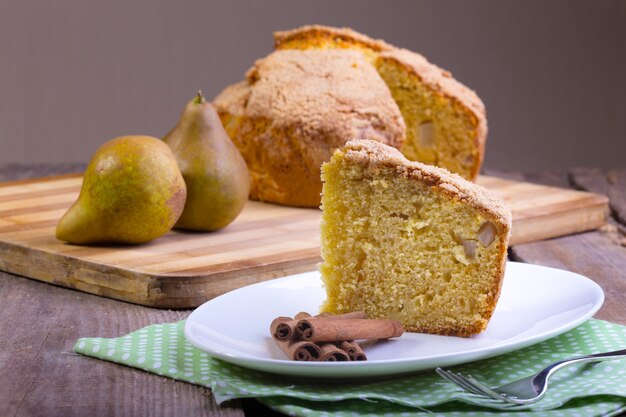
[569,168,626,244]
[0,176,81,197]
[3,208,68,226]
[506,188,599,212]
[53,219,319,265]
[141,239,318,273]
[0,239,322,308]
[509,199,608,245]
[6,212,317,251]
[111,230,318,269]
[0,225,57,240]
[0,191,77,214]
[0,271,244,417]
[510,170,626,325]
[0,219,59,234]
[569,168,610,195]
[0,185,79,203]
[570,167,626,229]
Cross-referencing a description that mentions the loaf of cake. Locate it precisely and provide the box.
[320,140,511,336]
[275,25,487,181]
[213,49,405,207]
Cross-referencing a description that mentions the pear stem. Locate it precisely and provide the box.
[194,90,206,104]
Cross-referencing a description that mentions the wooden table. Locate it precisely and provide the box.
[1,164,624,417]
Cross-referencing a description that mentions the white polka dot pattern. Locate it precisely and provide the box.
[73,319,626,417]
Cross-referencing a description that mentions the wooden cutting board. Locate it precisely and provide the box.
[0,174,608,308]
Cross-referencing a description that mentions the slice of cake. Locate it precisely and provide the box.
[320,140,511,336]
[275,25,487,181]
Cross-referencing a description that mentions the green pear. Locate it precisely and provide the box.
[163,91,250,231]
[56,136,187,244]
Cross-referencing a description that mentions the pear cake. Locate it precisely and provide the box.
[319,140,511,336]
[275,25,487,181]
[213,49,405,207]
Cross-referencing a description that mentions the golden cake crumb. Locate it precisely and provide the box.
[320,140,511,336]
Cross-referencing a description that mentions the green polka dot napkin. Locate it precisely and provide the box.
[74,319,626,417]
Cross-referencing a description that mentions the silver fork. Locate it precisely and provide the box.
[436,348,626,405]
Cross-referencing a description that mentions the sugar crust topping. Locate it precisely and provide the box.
[340,139,512,233]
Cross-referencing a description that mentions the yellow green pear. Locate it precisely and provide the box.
[163,91,249,231]
[56,136,187,244]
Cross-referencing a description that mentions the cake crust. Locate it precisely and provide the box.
[275,25,488,181]
[341,140,510,232]
[243,49,405,150]
[214,50,405,207]
[275,24,394,52]
[275,25,486,129]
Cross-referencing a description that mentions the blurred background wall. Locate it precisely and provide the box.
[0,0,624,172]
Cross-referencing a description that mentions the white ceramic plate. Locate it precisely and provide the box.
[184,262,604,378]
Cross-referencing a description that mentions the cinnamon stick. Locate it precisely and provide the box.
[275,311,369,341]
[338,341,367,361]
[271,311,399,361]
[275,339,322,361]
[270,311,342,341]
[270,316,298,341]
[271,312,369,342]
[296,317,404,342]
[319,342,350,361]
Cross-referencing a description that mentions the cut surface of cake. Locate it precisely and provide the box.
[275,25,487,181]
[320,140,511,336]
[213,49,405,207]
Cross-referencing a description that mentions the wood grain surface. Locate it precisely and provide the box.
[509,168,626,326]
[0,173,609,308]
[0,274,246,417]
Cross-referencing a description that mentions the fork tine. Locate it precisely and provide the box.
[448,373,501,401]
[463,374,523,405]
[436,368,524,408]
[435,368,464,389]
[435,368,488,396]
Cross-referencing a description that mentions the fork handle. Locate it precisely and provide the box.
[544,348,626,378]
